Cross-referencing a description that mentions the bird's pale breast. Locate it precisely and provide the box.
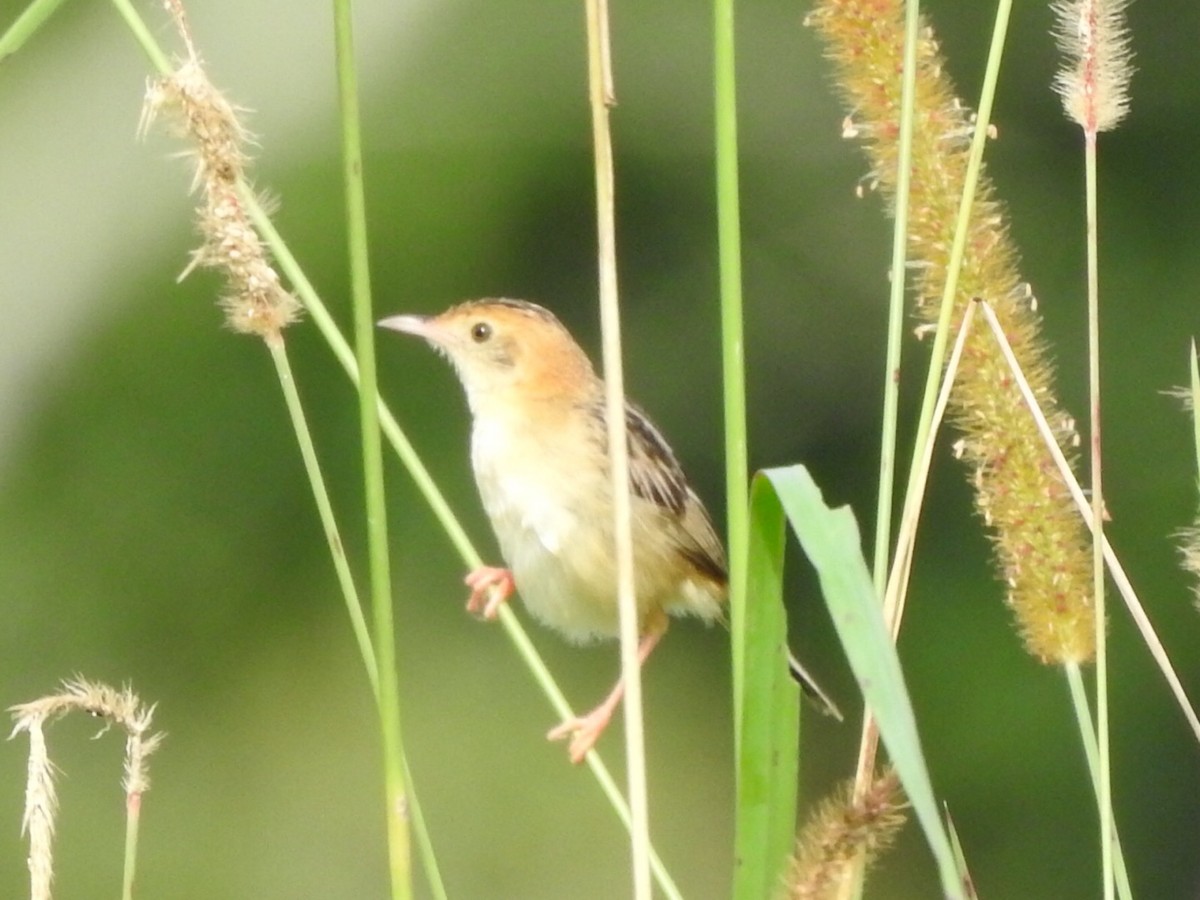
[470,410,721,642]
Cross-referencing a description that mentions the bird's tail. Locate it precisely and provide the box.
[787,650,843,722]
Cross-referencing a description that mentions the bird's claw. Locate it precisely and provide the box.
[547,707,612,764]
[463,566,514,620]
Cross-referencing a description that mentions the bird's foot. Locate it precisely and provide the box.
[547,704,615,764]
[463,566,514,620]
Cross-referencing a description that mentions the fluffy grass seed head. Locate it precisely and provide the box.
[1052,0,1133,133]
[140,36,299,338]
[807,0,1097,664]
[782,768,906,899]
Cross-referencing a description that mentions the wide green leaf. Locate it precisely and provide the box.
[759,464,966,900]
[732,473,802,899]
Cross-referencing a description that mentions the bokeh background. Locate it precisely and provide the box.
[1,0,1198,897]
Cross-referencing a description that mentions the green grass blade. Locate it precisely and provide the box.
[714,0,750,753]
[943,804,978,900]
[759,463,966,900]
[0,0,69,63]
[733,475,802,899]
[331,1,410,894]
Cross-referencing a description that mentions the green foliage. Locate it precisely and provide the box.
[732,473,801,899]
[759,465,965,899]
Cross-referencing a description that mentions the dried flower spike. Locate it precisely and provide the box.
[9,678,164,900]
[140,16,299,338]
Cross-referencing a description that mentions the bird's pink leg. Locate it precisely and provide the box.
[548,612,669,764]
[464,566,515,620]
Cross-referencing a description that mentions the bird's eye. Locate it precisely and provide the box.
[471,322,492,343]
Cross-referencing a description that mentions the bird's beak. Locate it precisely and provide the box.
[377,313,430,337]
[379,313,457,356]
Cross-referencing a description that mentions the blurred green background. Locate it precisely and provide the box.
[2,0,1199,897]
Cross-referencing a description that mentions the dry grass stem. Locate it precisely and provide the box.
[9,678,164,900]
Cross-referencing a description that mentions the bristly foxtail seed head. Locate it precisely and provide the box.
[1052,0,1133,132]
[784,769,906,898]
[808,0,1095,665]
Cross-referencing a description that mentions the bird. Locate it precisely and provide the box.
[379,298,836,763]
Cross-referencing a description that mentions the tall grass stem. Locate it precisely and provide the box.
[847,2,1014,872]
[1064,663,1131,899]
[714,0,748,746]
[0,0,68,62]
[1083,130,1114,900]
[265,339,448,898]
[851,0,923,893]
[330,1,411,895]
[122,793,140,900]
[582,2,652,896]
[267,336,379,695]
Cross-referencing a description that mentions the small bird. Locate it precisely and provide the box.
[379,298,834,763]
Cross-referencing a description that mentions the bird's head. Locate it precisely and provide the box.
[379,299,597,414]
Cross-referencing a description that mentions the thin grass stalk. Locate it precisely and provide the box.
[871,0,920,602]
[844,308,979,900]
[109,0,170,71]
[401,757,446,900]
[1055,0,1134,880]
[889,0,1013,627]
[845,0,1014,843]
[582,2,652,896]
[715,0,781,893]
[1064,663,1133,899]
[714,0,749,758]
[267,338,448,899]
[1083,128,1114,900]
[330,1,410,895]
[845,300,977,839]
[0,0,69,62]
[888,303,978,592]
[850,0,923,896]
[267,336,379,695]
[123,793,139,900]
